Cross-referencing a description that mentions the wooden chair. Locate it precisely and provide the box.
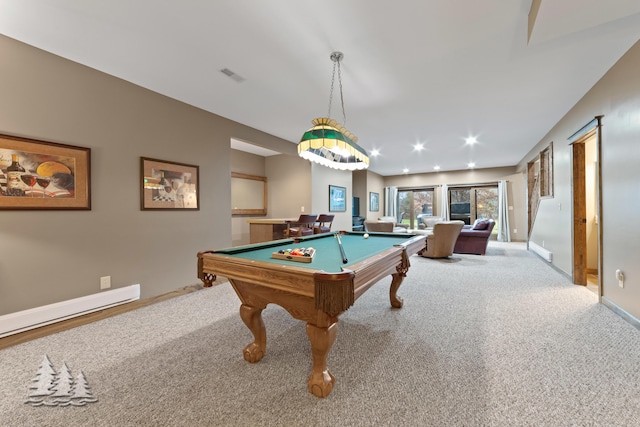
[285,214,318,238]
[314,214,334,234]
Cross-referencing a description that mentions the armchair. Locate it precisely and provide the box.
[419,221,464,258]
[285,214,318,238]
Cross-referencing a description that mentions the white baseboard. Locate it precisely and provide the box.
[529,241,553,262]
[0,284,140,338]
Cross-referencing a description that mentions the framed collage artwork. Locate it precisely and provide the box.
[141,157,199,210]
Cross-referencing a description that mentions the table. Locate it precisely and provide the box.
[247,218,296,243]
[197,231,426,397]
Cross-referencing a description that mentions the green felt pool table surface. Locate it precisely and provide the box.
[213,232,415,273]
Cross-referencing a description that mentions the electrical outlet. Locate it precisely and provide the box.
[513,228,517,234]
[301,206,305,212]
[100,276,111,290]
[616,270,624,288]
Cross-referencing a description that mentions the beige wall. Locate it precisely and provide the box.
[352,170,385,220]
[365,171,385,220]
[585,136,598,271]
[519,39,640,321]
[0,35,295,315]
[230,149,266,246]
[504,172,526,243]
[229,153,312,246]
[352,170,367,217]
[310,164,352,232]
[384,166,524,241]
[265,154,312,219]
[384,166,517,188]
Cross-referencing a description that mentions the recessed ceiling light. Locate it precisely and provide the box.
[467,162,476,168]
[403,168,409,174]
[433,165,441,171]
[370,149,380,157]
[465,136,478,145]
[413,143,424,151]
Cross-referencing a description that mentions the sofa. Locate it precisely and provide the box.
[453,219,495,255]
[364,220,394,233]
[371,216,409,233]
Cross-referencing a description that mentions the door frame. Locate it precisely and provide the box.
[568,116,603,298]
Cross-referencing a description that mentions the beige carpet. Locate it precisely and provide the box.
[1,242,640,426]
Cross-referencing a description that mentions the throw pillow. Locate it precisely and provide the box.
[472,219,489,230]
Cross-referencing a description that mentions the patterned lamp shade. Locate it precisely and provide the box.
[298,117,369,171]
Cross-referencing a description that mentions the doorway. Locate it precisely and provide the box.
[569,116,602,297]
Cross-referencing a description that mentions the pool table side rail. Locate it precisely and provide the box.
[197,234,425,313]
[198,251,321,297]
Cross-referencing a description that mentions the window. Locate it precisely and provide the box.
[398,188,434,229]
[448,185,498,228]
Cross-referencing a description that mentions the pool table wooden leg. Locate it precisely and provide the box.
[239,303,267,363]
[306,322,337,398]
[389,250,410,308]
[389,273,405,308]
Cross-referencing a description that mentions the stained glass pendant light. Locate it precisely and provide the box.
[298,52,369,170]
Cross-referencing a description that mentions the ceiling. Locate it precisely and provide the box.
[1,1,639,176]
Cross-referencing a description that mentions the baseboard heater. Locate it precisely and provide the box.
[0,284,140,339]
[529,241,553,262]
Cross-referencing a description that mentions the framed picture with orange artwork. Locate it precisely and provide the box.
[0,133,91,210]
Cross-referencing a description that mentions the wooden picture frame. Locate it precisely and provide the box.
[329,185,346,212]
[141,157,199,210]
[370,191,380,212]
[0,133,91,210]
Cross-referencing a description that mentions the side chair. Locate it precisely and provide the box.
[285,214,318,238]
[314,214,334,234]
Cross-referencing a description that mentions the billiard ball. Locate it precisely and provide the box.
[363,233,369,239]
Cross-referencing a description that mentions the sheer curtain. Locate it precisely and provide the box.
[384,186,397,218]
[497,180,511,242]
[439,184,450,220]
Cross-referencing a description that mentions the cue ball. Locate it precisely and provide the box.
[363,233,369,239]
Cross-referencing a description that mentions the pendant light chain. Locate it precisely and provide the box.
[327,52,347,126]
[337,59,346,126]
[327,60,336,120]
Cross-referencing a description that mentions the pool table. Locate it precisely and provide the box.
[197,231,426,398]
